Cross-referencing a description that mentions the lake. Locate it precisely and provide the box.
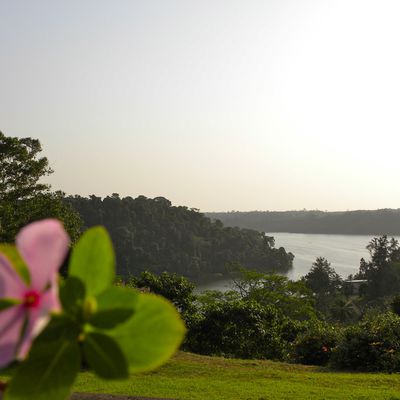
[196,232,400,292]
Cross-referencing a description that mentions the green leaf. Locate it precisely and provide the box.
[0,244,30,284]
[109,293,186,373]
[60,276,85,317]
[37,315,81,342]
[0,298,21,311]
[96,286,138,309]
[89,286,138,329]
[83,332,128,380]
[5,339,80,400]
[88,308,134,329]
[68,227,115,296]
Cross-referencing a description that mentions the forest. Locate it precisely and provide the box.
[207,209,400,235]
[0,132,293,281]
[65,194,294,279]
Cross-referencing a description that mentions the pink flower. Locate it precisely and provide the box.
[0,219,69,368]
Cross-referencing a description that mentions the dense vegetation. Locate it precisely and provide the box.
[65,194,294,279]
[4,130,400,376]
[129,234,400,372]
[207,209,400,235]
[0,131,82,242]
[0,131,293,280]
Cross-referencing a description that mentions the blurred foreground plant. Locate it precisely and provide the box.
[0,219,185,400]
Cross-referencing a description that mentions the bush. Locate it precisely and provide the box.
[291,322,340,366]
[391,295,400,316]
[129,271,196,313]
[332,312,400,372]
[280,318,310,343]
[187,300,285,360]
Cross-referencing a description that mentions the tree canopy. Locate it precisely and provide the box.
[0,131,82,242]
[66,194,294,279]
[0,131,52,202]
[232,269,316,321]
[356,236,400,299]
[303,257,342,296]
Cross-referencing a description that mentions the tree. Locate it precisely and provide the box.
[304,257,342,296]
[0,131,82,242]
[232,268,316,320]
[330,298,359,324]
[66,195,295,279]
[302,258,343,318]
[0,132,52,202]
[356,236,400,299]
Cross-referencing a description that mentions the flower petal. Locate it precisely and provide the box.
[0,255,27,368]
[16,219,70,291]
[0,254,26,298]
[43,276,61,314]
[17,289,59,359]
[0,306,25,368]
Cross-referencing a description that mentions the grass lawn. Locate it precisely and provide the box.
[74,352,400,400]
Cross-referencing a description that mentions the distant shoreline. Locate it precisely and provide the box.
[263,231,396,237]
[206,209,400,236]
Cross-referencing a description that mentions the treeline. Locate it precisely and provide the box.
[207,209,400,235]
[0,132,293,280]
[66,194,294,279]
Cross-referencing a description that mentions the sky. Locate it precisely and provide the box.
[1,0,400,212]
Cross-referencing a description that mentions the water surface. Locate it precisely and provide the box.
[197,232,400,292]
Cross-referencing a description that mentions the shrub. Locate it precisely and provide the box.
[187,300,285,360]
[332,312,400,372]
[391,295,400,316]
[291,322,340,366]
[280,318,310,343]
[129,270,196,313]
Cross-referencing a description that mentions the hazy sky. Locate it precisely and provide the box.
[1,1,400,211]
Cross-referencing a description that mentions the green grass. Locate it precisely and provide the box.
[74,352,400,400]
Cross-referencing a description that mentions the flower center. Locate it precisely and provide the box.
[23,290,41,309]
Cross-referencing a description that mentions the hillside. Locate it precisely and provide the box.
[73,352,400,400]
[207,209,400,235]
[66,195,294,279]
